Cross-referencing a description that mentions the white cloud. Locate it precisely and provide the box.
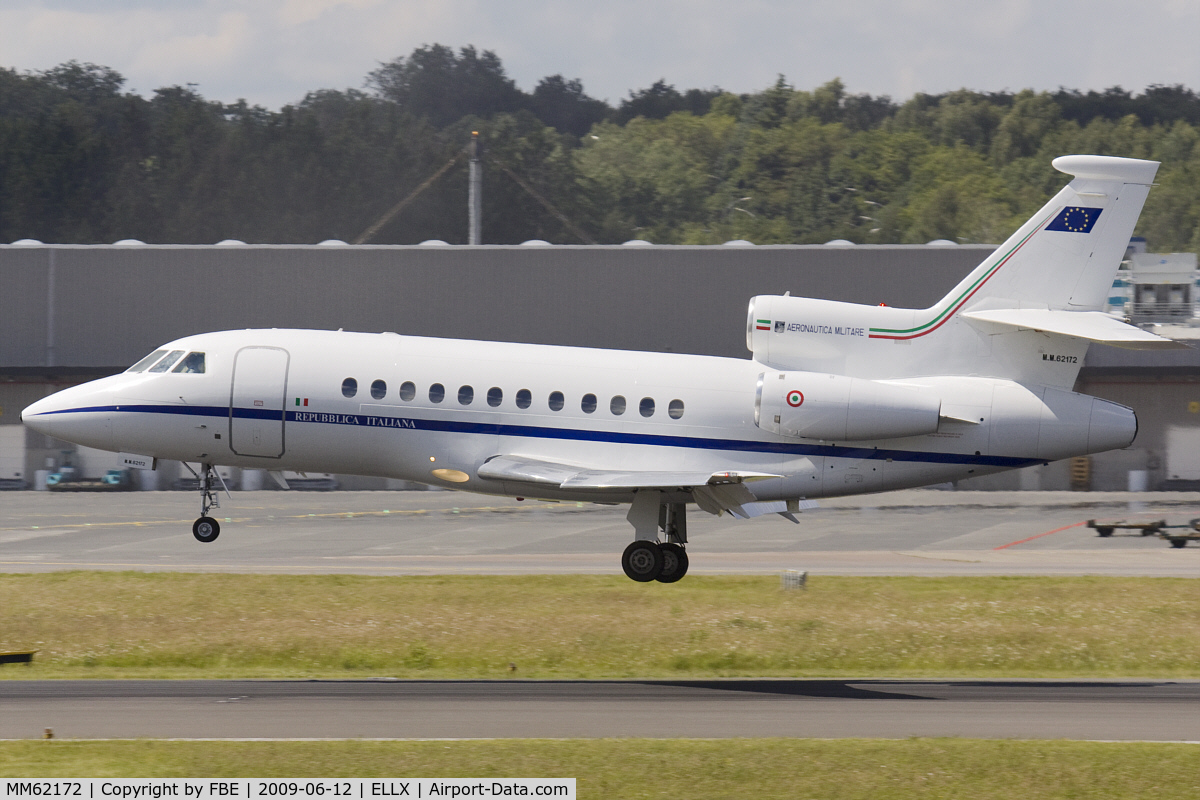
[128,11,254,85]
[0,0,1194,108]
[276,0,383,27]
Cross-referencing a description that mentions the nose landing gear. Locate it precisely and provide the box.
[193,516,220,543]
[185,462,229,543]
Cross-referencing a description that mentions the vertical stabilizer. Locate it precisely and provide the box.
[749,155,1166,385]
[934,155,1159,316]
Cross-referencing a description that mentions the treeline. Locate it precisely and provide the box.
[1,46,1199,250]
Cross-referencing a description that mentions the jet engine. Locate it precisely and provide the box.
[755,370,941,441]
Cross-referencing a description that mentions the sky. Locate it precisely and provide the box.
[0,0,1197,109]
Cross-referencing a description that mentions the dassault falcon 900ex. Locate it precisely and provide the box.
[22,155,1181,582]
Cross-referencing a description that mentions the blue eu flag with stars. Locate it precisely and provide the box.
[1045,206,1103,233]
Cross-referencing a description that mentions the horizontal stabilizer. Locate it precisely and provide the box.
[962,308,1187,350]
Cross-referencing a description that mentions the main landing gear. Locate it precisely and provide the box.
[621,540,689,583]
[621,491,690,583]
[185,462,228,543]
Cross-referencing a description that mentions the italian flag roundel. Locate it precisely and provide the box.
[786,390,804,407]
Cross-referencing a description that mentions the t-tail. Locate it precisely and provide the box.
[748,154,1183,387]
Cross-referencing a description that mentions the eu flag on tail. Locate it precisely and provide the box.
[1045,206,1103,233]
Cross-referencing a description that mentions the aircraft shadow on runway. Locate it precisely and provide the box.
[637,678,1172,701]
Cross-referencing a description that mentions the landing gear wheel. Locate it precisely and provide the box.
[1171,538,1187,549]
[193,516,220,543]
[656,543,689,583]
[622,540,663,582]
[1096,527,1113,537]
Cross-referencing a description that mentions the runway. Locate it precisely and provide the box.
[2,679,1199,741]
[2,489,1200,576]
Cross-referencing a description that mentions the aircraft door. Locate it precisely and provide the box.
[230,347,289,458]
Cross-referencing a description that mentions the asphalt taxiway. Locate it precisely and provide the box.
[2,679,1198,741]
[2,489,1200,576]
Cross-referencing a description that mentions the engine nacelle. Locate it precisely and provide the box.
[755,369,942,441]
[986,382,1138,460]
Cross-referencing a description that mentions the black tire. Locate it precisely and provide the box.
[656,543,689,583]
[621,541,663,582]
[1097,527,1113,537]
[193,516,220,543]
[1171,539,1187,549]
[1143,528,1158,537]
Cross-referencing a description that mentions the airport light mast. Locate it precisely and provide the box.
[468,131,482,245]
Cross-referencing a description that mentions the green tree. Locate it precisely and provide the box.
[367,44,527,128]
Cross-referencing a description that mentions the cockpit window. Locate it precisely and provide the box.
[127,350,168,373]
[148,350,185,373]
[172,352,206,374]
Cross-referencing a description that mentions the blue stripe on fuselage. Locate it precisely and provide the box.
[30,403,1039,468]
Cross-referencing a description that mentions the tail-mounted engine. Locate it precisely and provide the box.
[755,369,941,442]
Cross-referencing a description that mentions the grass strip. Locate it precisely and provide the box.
[1,739,1199,799]
[1,573,1199,679]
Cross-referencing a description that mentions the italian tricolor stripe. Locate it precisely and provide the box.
[867,213,1051,340]
[755,319,771,331]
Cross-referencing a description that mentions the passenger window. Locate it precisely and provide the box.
[429,383,445,403]
[399,381,416,401]
[581,393,597,413]
[610,395,626,415]
[548,391,565,411]
[668,399,685,419]
[516,389,532,409]
[128,350,167,373]
[640,397,655,417]
[149,350,185,373]
[371,379,387,400]
[459,385,474,405]
[342,378,358,398]
[487,387,503,407]
[172,352,206,374]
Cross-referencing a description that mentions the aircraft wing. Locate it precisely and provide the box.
[477,455,794,519]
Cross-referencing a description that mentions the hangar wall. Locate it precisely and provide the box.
[0,243,993,370]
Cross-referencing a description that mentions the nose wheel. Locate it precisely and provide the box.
[193,516,220,543]
[185,462,230,544]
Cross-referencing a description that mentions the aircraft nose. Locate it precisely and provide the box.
[21,383,115,450]
[20,395,58,437]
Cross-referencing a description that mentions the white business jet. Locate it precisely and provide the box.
[22,155,1180,582]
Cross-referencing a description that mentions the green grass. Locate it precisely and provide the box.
[1,573,1199,679]
[1,739,1199,798]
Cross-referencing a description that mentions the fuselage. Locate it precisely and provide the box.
[21,328,1136,505]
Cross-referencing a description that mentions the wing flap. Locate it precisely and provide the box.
[478,455,781,495]
[562,470,723,489]
[477,456,579,486]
